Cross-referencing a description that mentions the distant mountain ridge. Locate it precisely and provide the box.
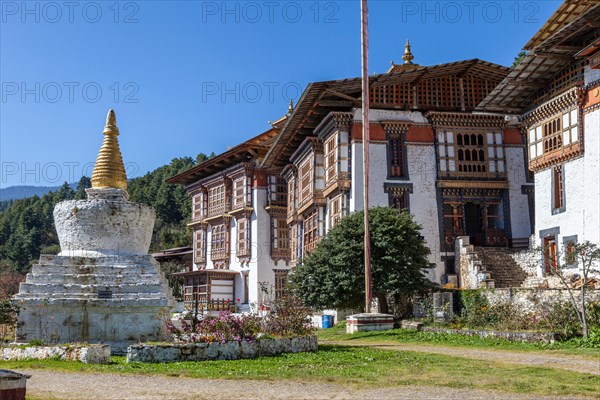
[0,183,77,201]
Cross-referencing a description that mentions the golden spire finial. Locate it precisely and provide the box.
[402,39,414,64]
[91,109,127,191]
[288,99,294,115]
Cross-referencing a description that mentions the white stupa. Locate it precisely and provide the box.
[14,110,172,354]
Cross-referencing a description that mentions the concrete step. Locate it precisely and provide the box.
[18,282,166,295]
[26,273,160,285]
[31,264,158,276]
[14,292,168,301]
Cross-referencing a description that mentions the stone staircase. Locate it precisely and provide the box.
[456,236,539,289]
[474,248,530,288]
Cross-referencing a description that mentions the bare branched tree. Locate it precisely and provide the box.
[535,241,600,338]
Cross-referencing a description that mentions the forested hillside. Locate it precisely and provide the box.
[0,154,212,275]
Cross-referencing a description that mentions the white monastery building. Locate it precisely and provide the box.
[168,1,600,309]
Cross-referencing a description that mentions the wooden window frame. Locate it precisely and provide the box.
[324,134,338,184]
[210,224,229,261]
[232,177,246,210]
[388,133,405,178]
[194,228,207,265]
[391,191,409,211]
[528,108,579,161]
[207,184,226,217]
[329,195,343,229]
[287,177,296,219]
[552,165,565,213]
[274,270,289,300]
[299,157,313,206]
[236,218,250,258]
[192,192,205,221]
[303,209,319,255]
[438,130,505,178]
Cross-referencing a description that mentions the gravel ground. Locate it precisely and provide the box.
[18,369,595,400]
[14,343,600,400]
[321,341,600,375]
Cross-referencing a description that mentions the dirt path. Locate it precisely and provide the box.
[321,340,600,375]
[18,369,592,400]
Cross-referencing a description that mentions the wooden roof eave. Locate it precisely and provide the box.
[167,129,279,185]
[524,1,599,51]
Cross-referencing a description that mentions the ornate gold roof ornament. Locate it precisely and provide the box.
[91,109,128,191]
[387,39,420,73]
[288,98,294,115]
[402,39,415,64]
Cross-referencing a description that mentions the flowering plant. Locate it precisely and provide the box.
[167,311,261,344]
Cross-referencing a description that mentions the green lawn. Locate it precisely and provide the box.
[318,324,600,359]
[2,344,599,398]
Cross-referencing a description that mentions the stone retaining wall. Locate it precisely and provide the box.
[126,336,318,363]
[1,344,110,364]
[421,327,559,343]
[481,287,600,313]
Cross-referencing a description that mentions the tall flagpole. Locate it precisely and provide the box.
[360,0,372,314]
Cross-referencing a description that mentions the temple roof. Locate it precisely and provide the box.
[476,1,600,114]
[167,124,282,186]
[261,58,509,168]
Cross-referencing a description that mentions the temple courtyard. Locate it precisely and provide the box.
[2,330,598,400]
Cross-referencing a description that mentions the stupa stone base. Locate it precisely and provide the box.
[346,313,395,334]
[14,254,171,354]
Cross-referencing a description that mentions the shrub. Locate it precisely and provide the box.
[166,294,315,344]
[167,311,261,344]
[262,294,315,337]
[0,300,19,344]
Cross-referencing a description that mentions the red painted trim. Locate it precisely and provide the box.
[406,126,434,142]
[503,128,523,145]
[351,123,386,141]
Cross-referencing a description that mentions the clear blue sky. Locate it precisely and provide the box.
[0,0,560,188]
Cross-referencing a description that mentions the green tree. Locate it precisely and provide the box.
[74,176,92,199]
[196,152,216,164]
[290,207,433,313]
[512,51,528,68]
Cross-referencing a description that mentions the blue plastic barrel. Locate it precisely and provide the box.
[322,315,334,329]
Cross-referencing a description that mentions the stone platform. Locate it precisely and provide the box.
[14,254,172,354]
[346,313,395,334]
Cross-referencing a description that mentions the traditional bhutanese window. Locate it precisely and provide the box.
[211,224,228,260]
[329,195,343,229]
[274,270,289,300]
[287,177,296,218]
[192,192,205,221]
[324,134,338,184]
[236,218,249,258]
[529,108,579,160]
[299,158,313,205]
[303,209,319,255]
[564,237,577,266]
[390,191,408,211]
[268,175,287,206]
[272,218,290,254]
[232,177,245,210]
[208,185,225,217]
[194,228,207,265]
[552,165,565,212]
[389,133,405,177]
[543,236,558,274]
[438,131,505,177]
[290,224,299,264]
